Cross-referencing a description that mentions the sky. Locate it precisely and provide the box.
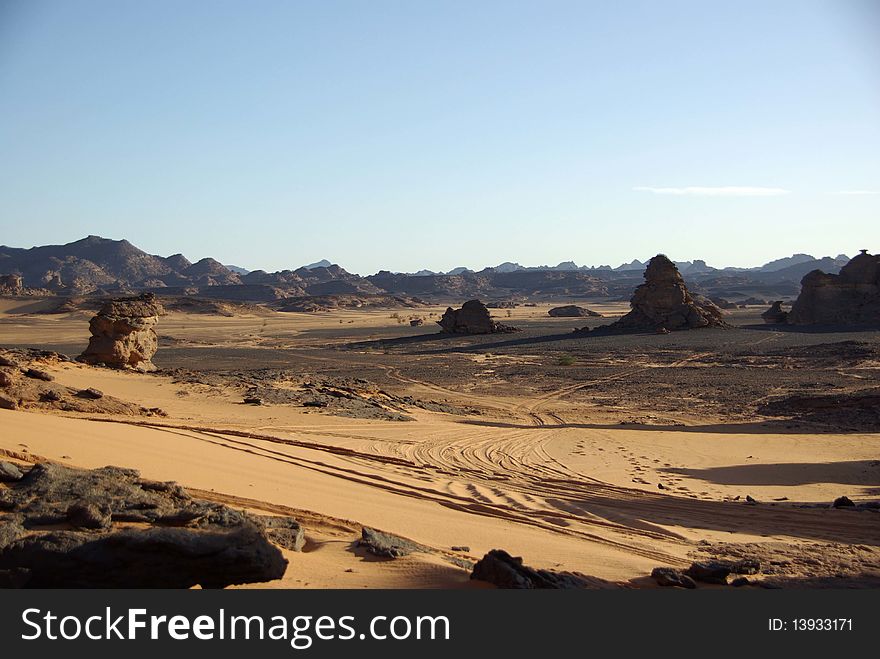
[0,0,878,274]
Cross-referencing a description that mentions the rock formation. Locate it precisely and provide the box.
[79,293,163,371]
[604,255,727,332]
[437,299,519,334]
[0,462,292,588]
[761,301,788,324]
[548,305,602,317]
[787,250,880,325]
[0,274,23,295]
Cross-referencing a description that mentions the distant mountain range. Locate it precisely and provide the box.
[0,235,855,303]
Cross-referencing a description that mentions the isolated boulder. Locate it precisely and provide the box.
[78,293,163,371]
[470,549,610,589]
[0,463,290,588]
[761,301,788,324]
[437,299,519,334]
[548,305,602,318]
[787,250,880,325]
[651,566,696,589]
[604,255,727,332]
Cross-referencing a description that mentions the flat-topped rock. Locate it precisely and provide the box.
[437,299,519,334]
[548,305,602,317]
[78,293,163,371]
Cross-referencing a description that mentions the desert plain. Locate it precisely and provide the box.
[1,298,879,588]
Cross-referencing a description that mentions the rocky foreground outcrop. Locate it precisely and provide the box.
[602,255,726,332]
[437,299,519,334]
[787,250,879,326]
[79,293,163,371]
[0,462,295,588]
[548,305,602,318]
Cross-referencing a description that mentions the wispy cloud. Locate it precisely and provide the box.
[835,189,880,195]
[633,186,790,197]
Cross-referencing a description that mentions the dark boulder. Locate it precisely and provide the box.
[651,566,697,589]
[761,301,789,324]
[0,463,290,588]
[357,527,426,558]
[470,549,609,589]
[548,305,602,318]
[0,462,24,483]
[437,300,519,334]
[684,560,731,584]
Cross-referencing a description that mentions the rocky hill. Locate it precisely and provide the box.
[0,236,862,304]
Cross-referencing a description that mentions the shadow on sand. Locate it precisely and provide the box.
[456,418,858,435]
[660,460,880,487]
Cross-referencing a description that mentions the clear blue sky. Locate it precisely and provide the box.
[1,0,878,274]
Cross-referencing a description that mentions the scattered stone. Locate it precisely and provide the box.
[437,299,519,334]
[0,370,14,387]
[602,255,727,332]
[0,393,17,410]
[78,293,163,371]
[745,495,758,504]
[548,305,602,318]
[833,496,856,508]
[0,355,18,368]
[409,318,424,327]
[731,577,750,587]
[0,461,24,482]
[39,390,62,402]
[243,397,263,405]
[651,567,697,589]
[471,549,608,589]
[684,560,731,585]
[258,516,305,552]
[730,558,761,575]
[357,527,425,558]
[761,301,788,324]
[76,388,104,400]
[451,545,471,552]
[24,368,53,382]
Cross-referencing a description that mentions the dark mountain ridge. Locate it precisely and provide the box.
[0,236,857,303]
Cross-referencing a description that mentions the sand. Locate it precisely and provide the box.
[1,300,878,587]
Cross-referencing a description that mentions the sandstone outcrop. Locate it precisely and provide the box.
[0,274,23,295]
[761,301,788,324]
[604,255,727,332]
[787,250,879,326]
[79,294,163,371]
[0,462,291,588]
[437,299,519,334]
[548,305,602,317]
